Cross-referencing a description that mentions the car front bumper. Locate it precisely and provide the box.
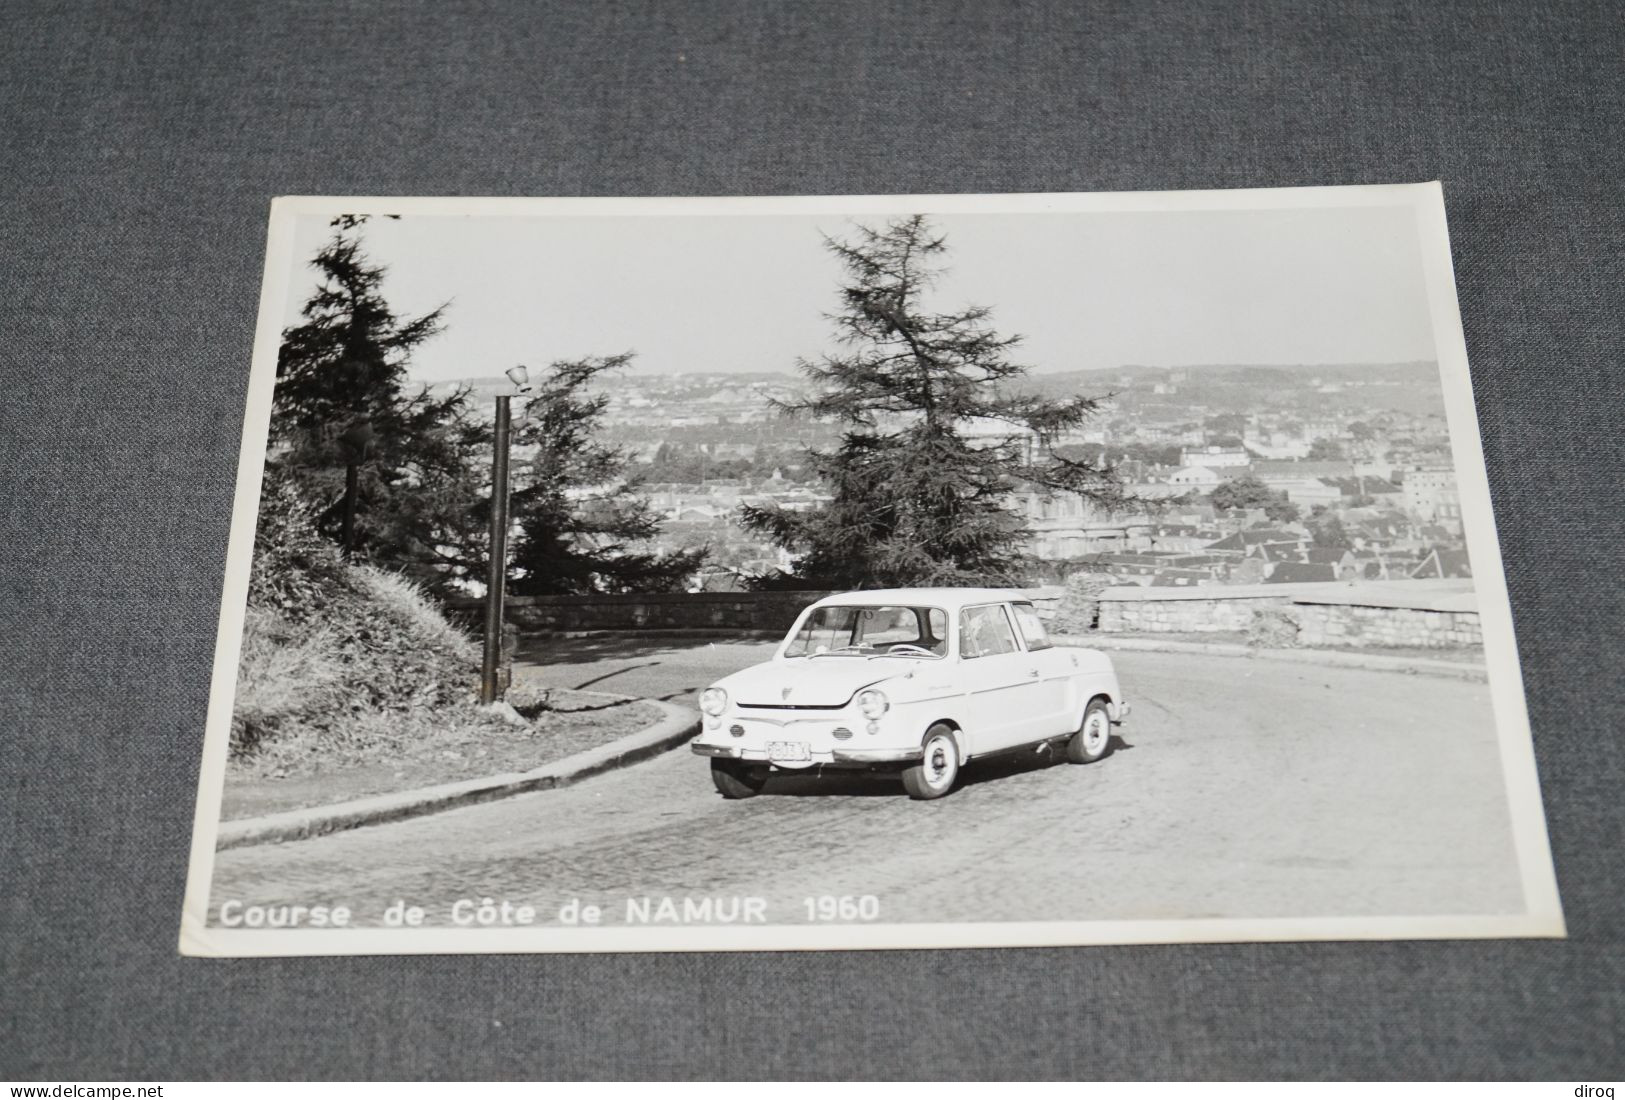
[692,742,924,766]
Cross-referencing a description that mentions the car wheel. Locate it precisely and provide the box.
[1066,697,1114,764]
[710,759,768,799]
[902,725,960,800]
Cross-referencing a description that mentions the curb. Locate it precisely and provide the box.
[216,698,700,851]
[522,628,784,641]
[1052,634,1487,681]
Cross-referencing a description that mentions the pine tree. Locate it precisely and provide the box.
[272,219,488,595]
[741,215,1124,587]
[506,355,707,594]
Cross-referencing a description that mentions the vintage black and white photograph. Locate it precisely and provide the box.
[180,185,1563,955]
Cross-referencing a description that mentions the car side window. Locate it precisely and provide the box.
[1011,602,1053,652]
[959,604,1019,659]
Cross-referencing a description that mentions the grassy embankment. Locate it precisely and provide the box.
[223,478,660,820]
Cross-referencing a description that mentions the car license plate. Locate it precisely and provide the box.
[767,741,810,762]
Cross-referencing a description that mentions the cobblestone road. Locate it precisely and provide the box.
[207,638,1524,929]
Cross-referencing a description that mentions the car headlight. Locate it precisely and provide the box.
[700,687,728,717]
[857,688,889,720]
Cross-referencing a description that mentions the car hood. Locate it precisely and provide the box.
[718,657,920,708]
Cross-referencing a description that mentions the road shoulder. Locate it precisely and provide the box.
[215,698,700,851]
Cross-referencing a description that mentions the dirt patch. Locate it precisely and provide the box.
[221,683,663,821]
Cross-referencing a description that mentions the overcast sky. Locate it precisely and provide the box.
[281,204,1437,382]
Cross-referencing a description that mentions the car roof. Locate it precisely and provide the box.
[810,587,1034,611]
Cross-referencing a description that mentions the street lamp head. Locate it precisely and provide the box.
[505,364,532,393]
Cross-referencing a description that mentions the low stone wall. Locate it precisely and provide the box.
[1289,602,1482,648]
[449,591,839,633]
[1102,593,1268,634]
[452,586,1067,635]
[1096,580,1482,649]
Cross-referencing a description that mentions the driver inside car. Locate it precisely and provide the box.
[863,606,947,656]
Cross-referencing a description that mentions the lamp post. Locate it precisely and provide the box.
[480,365,531,705]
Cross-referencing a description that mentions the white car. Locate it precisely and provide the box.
[691,588,1131,800]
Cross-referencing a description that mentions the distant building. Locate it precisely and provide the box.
[1144,525,1211,553]
[1014,483,1196,560]
[706,442,759,460]
[1403,466,1460,524]
[1149,568,1211,587]
[1243,432,1312,460]
[1283,480,1344,509]
[1166,465,1224,487]
[1266,562,1340,583]
[1251,541,1315,564]
[1136,423,1207,445]
[1087,552,1172,580]
[1252,459,1353,509]
[1206,527,1308,553]
[1321,475,1403,500]
[940,417,1048,463]
[1305,547,1358,569]
[1225,557,1268,585]
[1410,547,1472,579]
[1179,444,1250,468]
[1349,516,1410,550]
[1252,460,1356,481]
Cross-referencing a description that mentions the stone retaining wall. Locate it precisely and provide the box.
[1096,581,1482,649]
[1101,594,1270,634]
[449,591,838,633]
[1289,602,1481,648]
[452,586,1067,635]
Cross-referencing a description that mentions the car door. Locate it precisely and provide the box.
[1009,600,1077,736]
[958,603,1048,753]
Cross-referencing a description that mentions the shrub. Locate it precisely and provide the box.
[1053,571,1117,633]
[230,471,483,765]
[247,472,351,621]
[230,606,348,756]
[1247,607,1301,648]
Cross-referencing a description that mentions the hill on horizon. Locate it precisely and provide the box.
[424,360,1439,390]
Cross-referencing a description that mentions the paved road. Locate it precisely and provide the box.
[208,638,1524,927]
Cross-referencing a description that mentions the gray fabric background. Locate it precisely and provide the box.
[2,0,1621,1081]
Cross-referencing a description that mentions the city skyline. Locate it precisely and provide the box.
[442,358,1440,383]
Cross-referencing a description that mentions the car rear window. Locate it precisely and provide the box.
[959,604,1020,658]
[1011,602,1053,651]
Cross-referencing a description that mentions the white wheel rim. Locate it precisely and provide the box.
[1083,711,1109,755]
[923,735,955,790]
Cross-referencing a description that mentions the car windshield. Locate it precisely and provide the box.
[783,605,949,658]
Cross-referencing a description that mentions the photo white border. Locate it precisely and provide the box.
[179,182,1565,957]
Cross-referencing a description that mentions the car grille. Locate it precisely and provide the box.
[832,726,854,741]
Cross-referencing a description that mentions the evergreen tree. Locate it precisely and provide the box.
[741,215,1123,587]
[507,355,707,594]
[272,219,488,594]
[1308,513,1351,548]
